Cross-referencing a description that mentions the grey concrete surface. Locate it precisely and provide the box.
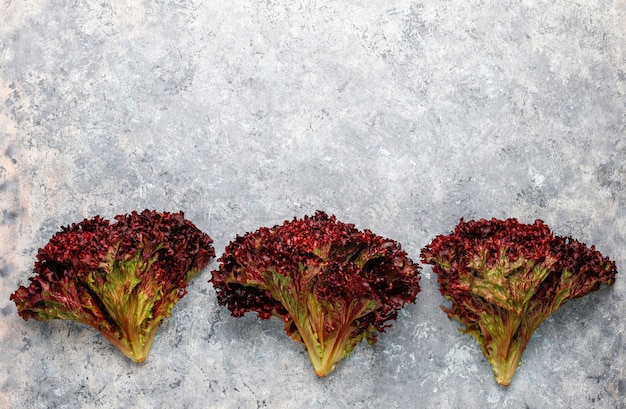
[1,1,625,408]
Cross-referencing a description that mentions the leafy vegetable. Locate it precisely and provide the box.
[420,218,617,386]
[11,210,214,362]
[210,211,420,376]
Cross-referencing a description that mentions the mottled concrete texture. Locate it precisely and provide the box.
[1,1,625,408]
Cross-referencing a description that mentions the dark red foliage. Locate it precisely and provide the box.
[10,210,215,361]
[210,211,420,375]
[13,210,215,317]
[421,218,616,311]
[420,217,617,386]
[212,211,420,329]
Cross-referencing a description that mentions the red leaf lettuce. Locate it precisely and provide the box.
[210,211,421,376]
[420,218,617,386]
[11,210,215,362]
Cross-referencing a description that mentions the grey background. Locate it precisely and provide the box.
[1,1,625,408]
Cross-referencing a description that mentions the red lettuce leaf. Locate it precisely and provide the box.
[11,209,215,362]
[421,218,617,386]
[210,211,421,376]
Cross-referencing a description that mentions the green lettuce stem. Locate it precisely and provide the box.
[299,300,373,377]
